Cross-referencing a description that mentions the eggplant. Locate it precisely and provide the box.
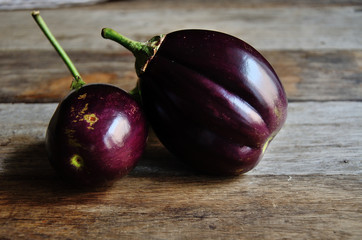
[32,12,147,187]
[46,84,147,186]
[102,28,287,175]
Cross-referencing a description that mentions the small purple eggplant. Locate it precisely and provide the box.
[46,84,147,186]
[102,28,287,175]
[32,12,147,186]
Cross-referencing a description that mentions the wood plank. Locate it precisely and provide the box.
[264,50,362,101]
[256,101,362,175]
[0,175,361,239]
[1,101,361,177]
[0,4,361,51]
[0,0,106,10]
[98,0,362,8]
[0,50,137,103]
[1,49,361,103]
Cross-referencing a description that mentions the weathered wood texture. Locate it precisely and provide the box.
[1,175,361,239]
[0,0,106,10]
[1,1,361,103]
[2,0,362,10]
[0,102,361,239]
[1,49,361,102]
[1,102,361,176]
[1,0,361,239]
[1,3,362,51]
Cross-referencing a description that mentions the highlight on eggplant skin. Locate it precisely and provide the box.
[102,29,288,175]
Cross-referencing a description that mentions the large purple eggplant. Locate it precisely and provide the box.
[102,28,287,175]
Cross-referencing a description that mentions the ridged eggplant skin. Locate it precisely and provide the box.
[139,30,287,175]
[46,84,148,186]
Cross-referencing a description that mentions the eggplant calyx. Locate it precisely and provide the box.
[70,76,86,91]
[101,28,164,76]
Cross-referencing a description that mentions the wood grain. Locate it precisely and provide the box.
[0,50,136,103]
[0,175,361,239]
[0,102,361,239]
[0,0,106,10]
[1,4,361,51]
[1,49,361,102]
[1,102,361,177]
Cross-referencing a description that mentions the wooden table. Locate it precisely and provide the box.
[1,1,361,239]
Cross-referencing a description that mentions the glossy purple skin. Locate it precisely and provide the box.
[139,30,287,175]
[46,84,147,186]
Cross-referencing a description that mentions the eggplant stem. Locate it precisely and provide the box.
[101,28,152,56]
[101,28,163,76]
[31,11,85,90]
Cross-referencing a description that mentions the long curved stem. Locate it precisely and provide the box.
[32,11,85,90]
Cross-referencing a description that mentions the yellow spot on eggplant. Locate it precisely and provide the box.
[70,154,84,169]
[274,106,282,122]
[74,103,89,120]
[84,113,99,129]
[78,93,87,100]
[79,103,88,115]
[262,136,273,154]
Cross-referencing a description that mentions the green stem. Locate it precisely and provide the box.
[101,28,152,56]
[101,28,163,76]
[32,11,85,90]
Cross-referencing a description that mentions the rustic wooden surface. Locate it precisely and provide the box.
[0,0,361,239]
